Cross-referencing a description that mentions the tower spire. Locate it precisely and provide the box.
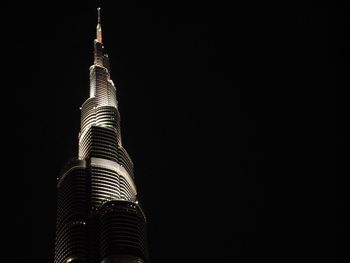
[96,7,102,43]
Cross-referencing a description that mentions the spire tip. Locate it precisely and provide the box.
[97,7,101,23]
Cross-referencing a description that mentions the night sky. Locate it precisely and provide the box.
[1,2,342,262]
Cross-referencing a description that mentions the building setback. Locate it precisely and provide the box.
[54,8,148,263]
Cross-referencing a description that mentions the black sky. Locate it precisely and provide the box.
[0,2,341,263]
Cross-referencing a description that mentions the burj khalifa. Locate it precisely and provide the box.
[54,8,148,263]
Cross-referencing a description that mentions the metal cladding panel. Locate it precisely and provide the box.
[94,67,109,106]
[54,221,87,263]
[56,166,88,226]
[89,65,117,108]
[90,157,137,210]
[55,161,88,263]
[80,97,97,132]
[99,201,148,263]
[79,126,120,162]
[94,40,103,66]
[79,104,122,161]
[54,160,139,263]
[90,166,137,210]
[95,106,120,130]
[103,54,110,73]
[94,41,104,67]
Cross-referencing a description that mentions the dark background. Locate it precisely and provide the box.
[0,2,341,262]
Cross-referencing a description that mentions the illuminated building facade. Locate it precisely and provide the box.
[54,8,148,263]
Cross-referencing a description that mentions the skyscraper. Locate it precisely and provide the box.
[54,8,148,263]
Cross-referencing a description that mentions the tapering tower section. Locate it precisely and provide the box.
[54,8,148,263]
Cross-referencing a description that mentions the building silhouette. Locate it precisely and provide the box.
[54,8,148,263]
